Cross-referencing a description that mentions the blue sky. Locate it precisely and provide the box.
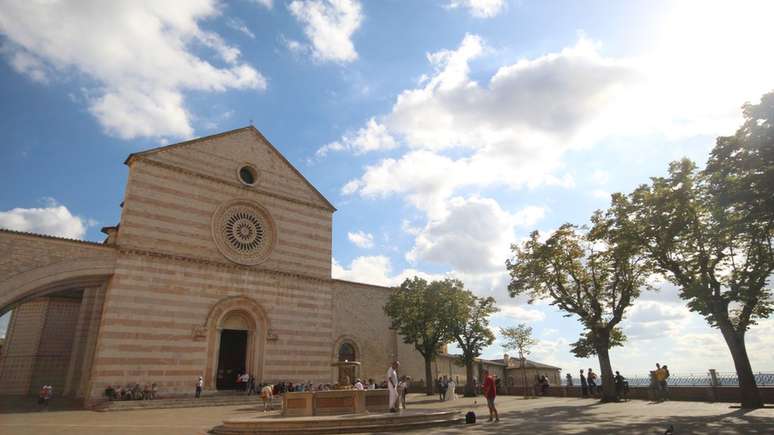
[1,0,773,376]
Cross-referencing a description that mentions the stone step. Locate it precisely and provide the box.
[94,395,282,412]
[212,410,464,434]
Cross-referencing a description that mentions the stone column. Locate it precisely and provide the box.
[78,283,107,399]
[64,287,97,396]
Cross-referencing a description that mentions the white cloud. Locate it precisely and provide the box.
[447,0,505,18]
[252,0,273,8]
[288,0,363,63]
[227,18,255,39]
[342,35,634,214]
[332,256,444,287]
[0,199,93,239]
[347,230,374,249]
[496,304,546,322]
[407,197,543,274]
[0,1,265,140]
[317,118,399,157]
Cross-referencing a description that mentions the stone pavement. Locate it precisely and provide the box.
[0,394,772,435]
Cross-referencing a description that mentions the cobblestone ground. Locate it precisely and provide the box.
[0,394,772,435]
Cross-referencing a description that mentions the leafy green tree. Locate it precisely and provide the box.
[450,293,498,397]
[705,91,774,224]
[612,135,773,408]
[506,217,651,402]
[570,326,626,358]
[500,323,538,398]
[384,277,467,395]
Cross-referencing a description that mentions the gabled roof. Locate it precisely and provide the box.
[124,126,336,212]
[491,358,562,370]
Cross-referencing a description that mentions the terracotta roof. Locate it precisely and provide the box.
[491,358,562,370]
[437,353,507,367]
[0,228,110,247]
[123,126,336,211]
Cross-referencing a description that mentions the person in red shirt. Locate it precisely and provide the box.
[482,369,499,422]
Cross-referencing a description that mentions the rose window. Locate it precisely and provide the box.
[212,200,275,265]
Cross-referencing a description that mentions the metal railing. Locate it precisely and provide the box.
[563,371,774,387]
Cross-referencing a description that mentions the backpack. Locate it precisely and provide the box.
[465,411,476,424]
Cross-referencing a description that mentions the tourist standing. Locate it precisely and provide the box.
[354,378,364,390]
[445,377,456,401]
[482,369,499,423]
[261,384,274,411]
[387,360,400,412]
[580,369,588,397]
[195,376,203,398]
[655,363,670,401]
[614,371,625,400]
[587,368,597,397]
[247,374,256,395]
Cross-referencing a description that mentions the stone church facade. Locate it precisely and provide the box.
[0,127,426,403]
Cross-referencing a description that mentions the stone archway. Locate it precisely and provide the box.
[202,296,270,390]
[0,256,116,315]
[332,335,361,383]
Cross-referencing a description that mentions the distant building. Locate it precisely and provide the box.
[493,354,562,390]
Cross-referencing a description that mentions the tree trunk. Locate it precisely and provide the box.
[464,360,475,397]
[424,357,434,395]
[719,323,763,409]
[595,335,618,402]
[522,359,529,398]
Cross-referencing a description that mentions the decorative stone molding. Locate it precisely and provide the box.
[211,199,277,266]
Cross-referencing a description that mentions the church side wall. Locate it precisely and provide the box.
[118,160,332,279]
[331,280,426,386]
[86,252,335,401]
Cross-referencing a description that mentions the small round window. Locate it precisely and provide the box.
[238,165,257,186]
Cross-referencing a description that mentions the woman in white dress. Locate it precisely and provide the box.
[445,379,456,401]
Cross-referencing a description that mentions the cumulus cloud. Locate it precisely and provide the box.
[340,34,633,214]
[446,0,505,18]
[407,197,544,273]
[347,230,374,248]
[0,199,93,239]
[288,0,363,63]
[317,118,398,157]
[0,1,265,140]
[332,256,444,287]
[496,304,546,322]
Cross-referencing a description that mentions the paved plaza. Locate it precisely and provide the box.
[0,394,772,435]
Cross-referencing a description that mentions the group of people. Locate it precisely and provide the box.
[386,361,411,412]
[104,383,157,401]
[578,368,601,397]
[436,375,457,401]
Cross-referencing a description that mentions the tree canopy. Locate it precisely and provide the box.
[506,214,651,401]
[384,277,469,394]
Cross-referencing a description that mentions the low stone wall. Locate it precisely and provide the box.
[513,385,774,404]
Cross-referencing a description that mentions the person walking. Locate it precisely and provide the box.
[580,369,588,397]
[482,369,499,423]
[195,376,203,398]
[387,360,400,412]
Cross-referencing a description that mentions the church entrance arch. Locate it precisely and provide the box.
[203,296,269,390]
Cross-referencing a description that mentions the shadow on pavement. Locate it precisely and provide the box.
[411,401,774,435]
[0,395,84,414]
